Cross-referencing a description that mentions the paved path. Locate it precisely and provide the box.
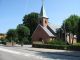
[0,45,80,60]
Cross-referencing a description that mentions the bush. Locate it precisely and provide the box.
[32,44,67,49]
[0,39,6,45]
[0,40,1,44]
[67,45,80,51]
[73,43,80,46]
[32,44,80,51]
[48,39,66,45]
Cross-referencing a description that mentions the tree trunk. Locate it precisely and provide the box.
[12,41,14,46]
[21,41,23,47]
[11,37,14,46]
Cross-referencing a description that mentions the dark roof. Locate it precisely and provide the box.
[40,25,54,37]
[48,24,57,33]
[39,25,56,37]
[0,33,5,36]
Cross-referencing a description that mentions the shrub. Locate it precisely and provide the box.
[73,43,80,46]
[47,39,66,45]
[0,39,6,45]
[67,45,80,51]
[32,44,80,51]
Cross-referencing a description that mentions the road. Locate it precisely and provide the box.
[0,45,80,60]
[0,51,41,60]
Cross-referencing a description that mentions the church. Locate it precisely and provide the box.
[32,2,56,44]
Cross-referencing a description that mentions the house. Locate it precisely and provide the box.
[32,3,56,44]
[57,31,77,44]
[0,33,6,40]
[66,33,77,44]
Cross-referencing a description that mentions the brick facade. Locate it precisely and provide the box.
[32,25,50,44]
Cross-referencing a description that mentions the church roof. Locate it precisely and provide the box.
[32,24,56,38]
[40,5,48,18]
[48,24,57,33]
[39,25,55,37]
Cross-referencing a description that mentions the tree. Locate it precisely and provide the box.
[6,29,17,46]
[77,19,80,42]
[56,28,63,39]
[62,15,80,44]
[17,24,30,46]
[23,12,39,36]
[62,15,79,34]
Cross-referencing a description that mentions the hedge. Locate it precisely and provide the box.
[32,44,80,51]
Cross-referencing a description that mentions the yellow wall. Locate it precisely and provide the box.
[0,34,6,39]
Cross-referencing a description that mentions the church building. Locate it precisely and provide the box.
[32,2,56,44]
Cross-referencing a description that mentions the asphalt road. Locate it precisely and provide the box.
[0,50,42,60]
[0,45,80,60]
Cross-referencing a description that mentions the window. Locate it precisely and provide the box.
[45,20,47,24]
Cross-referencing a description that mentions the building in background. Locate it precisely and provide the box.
[0,33,6,40]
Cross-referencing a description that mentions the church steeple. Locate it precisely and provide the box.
[39,0,48,27]
[40,0,48,18]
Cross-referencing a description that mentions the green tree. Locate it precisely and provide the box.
[17,24,30,46]
[6,29,17,46]
[62,15,80,44]
[77,19,80,42]
[56,28,63,39]
[23,12,39,36]
[62,15,79,34]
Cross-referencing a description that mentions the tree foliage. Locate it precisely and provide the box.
[6,29,17,42]
[62,15,80,35]
[77,19,80,42]
[23,12,39,36]
[17,24,30,46]
[78,19,80,35]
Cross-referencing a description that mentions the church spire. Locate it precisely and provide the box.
[39,0,48,27]
[40,0,48,18]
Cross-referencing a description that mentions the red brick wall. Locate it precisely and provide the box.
[32,25,49,43]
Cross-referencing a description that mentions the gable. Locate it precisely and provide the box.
[32,25,49,38]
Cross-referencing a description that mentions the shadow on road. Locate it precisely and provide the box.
[35,51,80,60]
[25,48,80,60]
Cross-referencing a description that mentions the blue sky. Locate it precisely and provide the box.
[0,0,80,33]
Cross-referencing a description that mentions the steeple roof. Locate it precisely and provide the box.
[40,3,48,18]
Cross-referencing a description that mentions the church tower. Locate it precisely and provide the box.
[39,0,48,27]
[32,0,56,45]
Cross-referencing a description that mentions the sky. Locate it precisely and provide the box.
[0,0,80,33]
